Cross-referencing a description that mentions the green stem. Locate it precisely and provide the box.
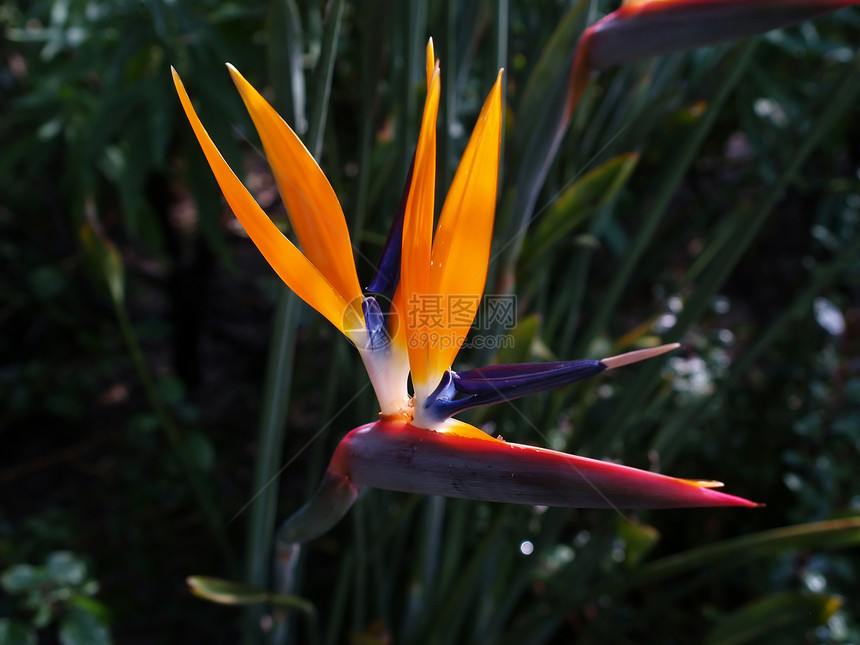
[245,2,347,644]
[306,0,345,157]
[244,292,301,643]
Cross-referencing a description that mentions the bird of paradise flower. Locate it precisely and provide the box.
[172,38,758,545]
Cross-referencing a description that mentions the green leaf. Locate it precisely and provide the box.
[267,0,306,129]
[156,376,186,406]
[46,551,87,587]
[499,0,589,270]
[0,619,36,645]
[492,314,542,366]
[69,595,111,622]
[184,431,215,472]
[705,592,842,645]
[509,516,860,642]
[616,518,660,568]
[187,575,313,613]
[1,564,44,594]
[27,266,67,301]
[519,153,640,267]
[513,1,587,157]
[630,516,860,587]
[188,576,268,605]
[32,604,53,630]
[79,220,125,307]
[59,608,112,645]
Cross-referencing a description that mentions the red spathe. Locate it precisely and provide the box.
[330,421,760,509]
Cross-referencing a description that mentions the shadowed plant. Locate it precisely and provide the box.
[166,1,860,644]
[3,0,855,643]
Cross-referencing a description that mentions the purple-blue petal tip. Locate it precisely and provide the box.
[362,297,392,350]
[366,155,415,294]
[425,360,607,419]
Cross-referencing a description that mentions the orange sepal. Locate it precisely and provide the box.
[428,71,504,378]
[401,64,441,396]
[227,65,362,309]
[172,68,355,336]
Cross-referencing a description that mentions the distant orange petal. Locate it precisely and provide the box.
[428,70,504,378]
[227,65,362,310]
[401,64,440,397]
[172,68,354,336]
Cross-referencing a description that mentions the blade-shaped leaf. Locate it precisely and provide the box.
[187,575,314,612]
[705,592,842,645]
[519,152,640,268]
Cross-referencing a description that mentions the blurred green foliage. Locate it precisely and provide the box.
[0,551,111,644]
[1,0,859,643]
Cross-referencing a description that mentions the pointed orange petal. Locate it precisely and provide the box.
[425,38,435,89]
[428,70,503,378]
[172,68,354,336]
[227,65,362,308]
[401,65,440,396]
[386,284,410,371]
[437,418,501,443]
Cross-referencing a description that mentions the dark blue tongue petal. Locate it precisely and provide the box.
[456,360,606,394]
[366,154,415,294]
[426,360,606,418]
[362,296,392,350]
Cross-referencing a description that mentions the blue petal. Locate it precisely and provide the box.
[366,154,415,294]
[426,360,606,419]
[362,296,392,350]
